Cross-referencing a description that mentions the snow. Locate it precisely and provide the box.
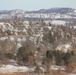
[64,44,71,49]
[74,9,76,13]
[1,24,7,32]
[56,44,71,52]
[17,38,21,42]
[51,65,65,70]
[0,22,4,25]
[9,36,15,41]
[11,9,25,14]
[73,26,76,29]
[0,37,8,41]
[48,26,52,30]
[51,20,66,25]
[17,43,22,49]
[0,65,30,73]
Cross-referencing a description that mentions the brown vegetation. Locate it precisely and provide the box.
[0,72,68,75]
[0,72,28,75]
[66,63,76,73]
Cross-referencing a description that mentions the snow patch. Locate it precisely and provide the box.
[56,44,71,52]
[9,36,15,41]
[17,43,22,49]
[52,20,66,25]
[48,26,52,30]
[0,65,30,73]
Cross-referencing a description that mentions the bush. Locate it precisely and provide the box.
[66,63,76,73]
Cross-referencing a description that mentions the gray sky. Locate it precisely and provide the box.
[0,0,76,10]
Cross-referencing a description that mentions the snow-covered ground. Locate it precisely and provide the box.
[56,44,71,52]
[0,64,76,75]
[0,64,66,73]
[51,20,66,25]
[51,65,65,70]
[0,65,34,73]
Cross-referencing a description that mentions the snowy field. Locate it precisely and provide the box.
[0,65,33,73]
[0,65,75,75]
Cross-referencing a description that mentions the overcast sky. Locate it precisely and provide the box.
[0,0,76,10]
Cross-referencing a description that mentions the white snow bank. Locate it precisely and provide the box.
[51,20,66,25]
[56,44,71,52]
[48,26,52,30]
[0,65,30,73]
[51,65,65,70]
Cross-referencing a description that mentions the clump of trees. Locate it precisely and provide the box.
[16,45,35,66]
[45,50,74,66]
[41,49,75,72]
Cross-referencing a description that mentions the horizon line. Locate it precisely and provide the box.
[0,7,76,11]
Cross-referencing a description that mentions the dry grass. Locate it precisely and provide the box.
[0,72,28,75]
[0,72,69,75]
